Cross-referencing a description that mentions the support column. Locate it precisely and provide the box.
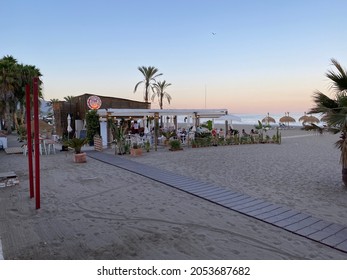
[154,112,159,151]
[99,119,108,147]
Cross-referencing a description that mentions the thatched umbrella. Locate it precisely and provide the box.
[299,113,319,124]
[279,112,296,126]
[305,115,320,123]
[261,113,276,125]
[30,120,53,134]
[299,113,308,122]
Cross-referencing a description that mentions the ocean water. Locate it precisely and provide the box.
[177,112,323,127]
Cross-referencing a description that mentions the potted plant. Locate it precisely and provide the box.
[66,137,88,163]
[130,142,142,156]
[308,58,347,187]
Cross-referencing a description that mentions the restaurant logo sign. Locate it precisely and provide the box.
[87,95,102,110]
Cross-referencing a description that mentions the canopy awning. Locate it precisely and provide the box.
[97,108,229,118]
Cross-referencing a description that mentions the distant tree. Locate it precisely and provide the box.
[134,66,162,103]
[64,95,75,116]
[46,98,60,113]
[48,98,60,105]
[151,80,172,109]
[63,95,74,102]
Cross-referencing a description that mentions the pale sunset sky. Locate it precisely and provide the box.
[2,0,347,114]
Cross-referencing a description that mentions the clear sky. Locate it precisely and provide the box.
[2,0,347,114]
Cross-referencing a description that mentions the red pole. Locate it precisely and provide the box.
[33,77,40,209]
[25,84,34,198]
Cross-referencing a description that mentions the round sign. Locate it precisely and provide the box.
[87,95,102,110]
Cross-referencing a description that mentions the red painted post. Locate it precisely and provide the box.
[33,77,40,209]
[25,84,34,198]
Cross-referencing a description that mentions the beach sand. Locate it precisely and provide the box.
[0,128,346,259]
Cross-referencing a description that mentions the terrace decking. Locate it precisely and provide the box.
[87,151,347,254]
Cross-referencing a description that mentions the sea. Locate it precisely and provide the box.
[178,112,324,127]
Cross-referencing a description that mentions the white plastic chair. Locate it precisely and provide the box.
[23,142,43,156]
[44,139,56,155]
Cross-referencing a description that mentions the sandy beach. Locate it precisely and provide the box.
[0,127,347,259]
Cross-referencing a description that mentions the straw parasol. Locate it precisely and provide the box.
[279,112,296,126]
[30,120,53,134]
[261,113,276,125]
[299,113,308,122]
[305,115,319,124]
[299,113,319,124]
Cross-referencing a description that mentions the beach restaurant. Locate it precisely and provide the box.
[97,108,233,148]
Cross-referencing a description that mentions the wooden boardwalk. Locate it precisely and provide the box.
[87,151,347,254]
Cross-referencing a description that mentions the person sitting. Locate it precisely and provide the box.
[180,128,187,143]
[242,129,248,137]
[132,120,139,134]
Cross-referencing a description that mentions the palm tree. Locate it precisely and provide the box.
[308,58,347,185]
[133,66,162,103]
[47,98,59,107]
[151,80,172,109]
[64,95,75,112]
[15,63,43,129]
[46,98,60,114]
[49,98,60,103]
[0,56,43,132]
[64,95,74,102]
[0,55,19,133]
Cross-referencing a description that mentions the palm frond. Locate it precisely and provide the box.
[309,91,338,113]
[133,81,143,93]
[326,58,347,92]
[64,95,75,102]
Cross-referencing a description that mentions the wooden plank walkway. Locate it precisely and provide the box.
[87,151,347,254]
[4,147,23,154]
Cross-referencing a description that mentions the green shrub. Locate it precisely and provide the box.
[169,139,181,150]
[86,110,100,144]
